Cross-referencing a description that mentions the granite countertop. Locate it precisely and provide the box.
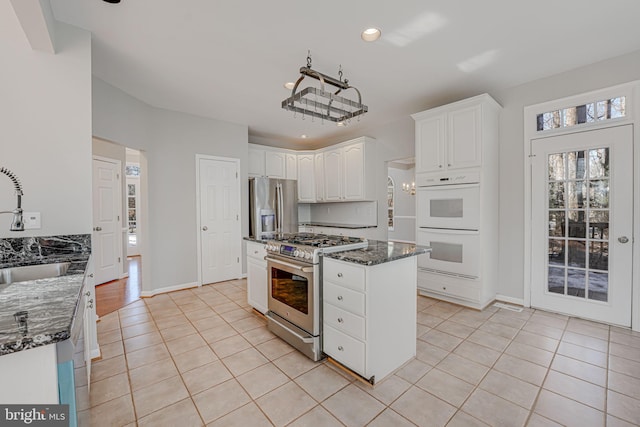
[299,222,377,229]
[323,239,430,266]
[0,235,91,356]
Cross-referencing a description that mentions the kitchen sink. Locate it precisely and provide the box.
[0,262,71,284]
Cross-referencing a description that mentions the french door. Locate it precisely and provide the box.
[531,125,633,327]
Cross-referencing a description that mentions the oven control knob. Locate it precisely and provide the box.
[293,250,300,257]
[305,252,312,260]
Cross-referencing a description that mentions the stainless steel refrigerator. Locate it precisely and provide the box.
[249,177,298,238]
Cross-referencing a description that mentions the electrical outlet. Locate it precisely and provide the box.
[23,212,41,229]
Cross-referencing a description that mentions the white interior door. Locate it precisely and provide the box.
[199,157,241,285]
[92,158,121,285]
[531,125,633,326]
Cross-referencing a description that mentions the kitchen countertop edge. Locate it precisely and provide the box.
[323,240,430,266]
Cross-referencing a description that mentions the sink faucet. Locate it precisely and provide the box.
[0,167,24,231]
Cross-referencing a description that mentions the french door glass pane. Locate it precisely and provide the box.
[546,147,610,302]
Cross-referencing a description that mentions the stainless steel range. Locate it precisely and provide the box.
[264,233,367,361]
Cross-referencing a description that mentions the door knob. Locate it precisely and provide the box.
[618,236,629,244]
[202,226,208,231]
[93,226,102,231]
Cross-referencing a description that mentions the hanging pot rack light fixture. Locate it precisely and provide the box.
[281,51,368,125]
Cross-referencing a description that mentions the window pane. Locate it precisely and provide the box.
[567,211,586,238]
[548,153,565,180]
[548,267,565,294]
[549,211,565,237]
[567,181,586,209]
[128,197,136,208]
[567,151,586,180]
[589,241,608,271]
[567,269,586,297]
[589,180,609,208]
[128,209,136,221]
[589,211,609,240]
[549,239,565,266]
[548,182,565,209]
[128,184,136,196]
[567,240,586,268]
[610,97,626,118]
[589,148,609,178]
[588,272,608,302]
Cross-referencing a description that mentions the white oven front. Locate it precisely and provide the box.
[416,172,480,230]
[417,228,481,279]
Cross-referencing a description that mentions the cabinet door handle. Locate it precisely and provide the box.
[337,317,344,323]
[337,273,343,278]
[85,291,91,296]
[448,163,451,167]
[338,346,344,351]
[337,296,343,301]
[439,165,442,168]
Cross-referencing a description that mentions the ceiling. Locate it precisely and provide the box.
[50,0,640,150]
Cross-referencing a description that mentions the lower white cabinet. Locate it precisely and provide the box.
[246,241,268,313]
[322,257,416,384]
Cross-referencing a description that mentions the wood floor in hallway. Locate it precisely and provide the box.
[95,256,142,317]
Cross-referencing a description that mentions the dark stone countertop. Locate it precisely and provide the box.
[0,234,91,356]
[322,240,430,266]
[299,222,377,229]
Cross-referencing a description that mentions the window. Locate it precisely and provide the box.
[536,97,625,132]
[387,176,394,230]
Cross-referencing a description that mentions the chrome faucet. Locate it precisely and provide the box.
[0,167,24,231]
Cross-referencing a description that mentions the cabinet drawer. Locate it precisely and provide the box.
[323,302,365,340]
[323,260,365,292]
[418,269,480,301]
[246,241,266,260]
[323,325,365,375]
[323,282,365,316]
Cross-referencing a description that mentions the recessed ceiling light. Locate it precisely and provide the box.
[103,0,121,3]
[361,28,381,42]
[284,82,295,90]
[337,121,346,127]
[301,134,308,139]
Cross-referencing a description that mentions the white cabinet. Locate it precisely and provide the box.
[323,148,343,201]
[412,94,501,309]
[322,257,416,384]
[246,240,268,313]
[314,152,325,202]
[265,151,286,178]
[413,98,486,173]
[297,153,315,202]
[285,153,298,180]
[248,147,266,176]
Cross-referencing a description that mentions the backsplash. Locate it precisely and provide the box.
[308,201,377,226]
[0,234,91,269]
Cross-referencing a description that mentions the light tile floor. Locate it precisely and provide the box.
[76,279,640,426]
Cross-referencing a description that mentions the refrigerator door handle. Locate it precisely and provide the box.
[277,183,284,232]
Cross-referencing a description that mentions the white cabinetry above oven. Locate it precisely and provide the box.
[412,94,501,309]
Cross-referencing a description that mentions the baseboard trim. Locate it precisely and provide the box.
[140,281,199,298]
[495,294,525,307]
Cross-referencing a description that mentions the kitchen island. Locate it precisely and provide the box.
[321,240,429,384]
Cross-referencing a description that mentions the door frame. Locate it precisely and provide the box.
[523,81,640,330]
[92,155,123,285]
[195,154,242,287]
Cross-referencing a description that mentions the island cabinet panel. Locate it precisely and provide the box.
[246,240,268,313]
[322,256,416,384]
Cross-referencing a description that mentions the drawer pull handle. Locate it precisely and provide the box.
[254,250,258,254]
[337,273,343,278]
[338,346,344,351]
[85,291,91,296]
[337,296,343,301]
[442,286,447,290]
[337,317,344,323]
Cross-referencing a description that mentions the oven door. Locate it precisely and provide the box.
[417,228,480,279]
[417,183,480,230]
[266,255,316,335]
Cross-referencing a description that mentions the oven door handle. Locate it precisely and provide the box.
[265,312,314,344]
[265,256,314,273]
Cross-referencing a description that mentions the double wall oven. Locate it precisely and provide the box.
[416,171,481,280]
[264,234,367,361]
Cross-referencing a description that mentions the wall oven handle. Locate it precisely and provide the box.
[265,312,314,344]
[265,256,314,273]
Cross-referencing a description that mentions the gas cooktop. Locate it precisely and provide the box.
[279,233,365,247]
[264,233,368,264]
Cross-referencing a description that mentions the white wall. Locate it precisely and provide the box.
[493,49,640,300]
[92,77,249,293]
[388,165,416,243]
[0,4,92,238]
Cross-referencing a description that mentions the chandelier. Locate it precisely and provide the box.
[281,52,368,124]
[402,182,415,196]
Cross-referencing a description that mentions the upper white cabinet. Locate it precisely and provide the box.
[285,153,297,180]
[412,95,497,174]
[265,151,286,178]
[251,137,376,203]
[297,153,315,202]
[249,145,296,179]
